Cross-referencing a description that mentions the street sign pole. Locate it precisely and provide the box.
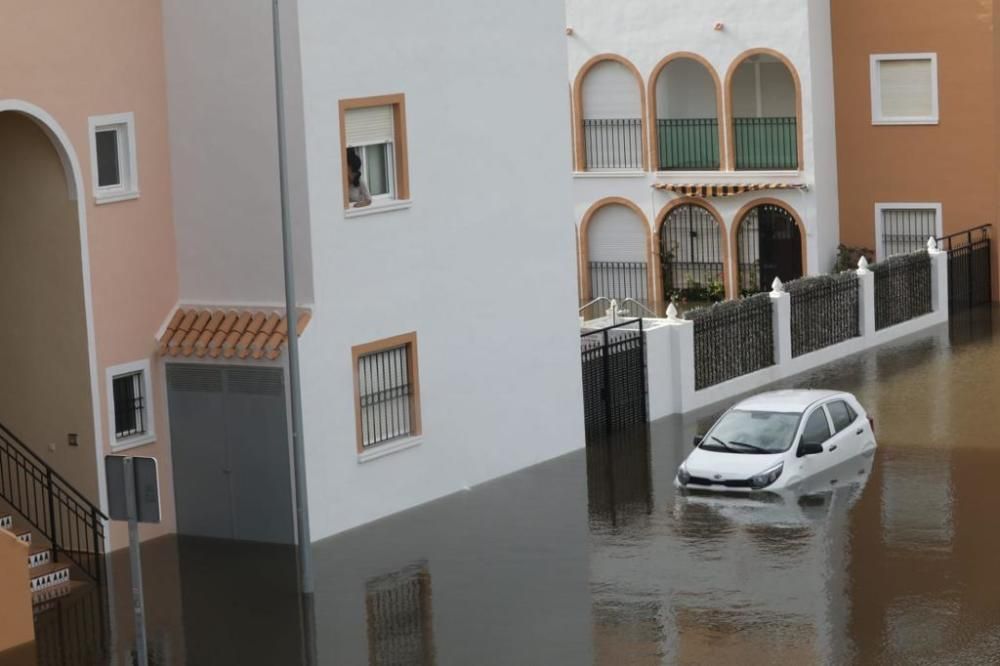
[123,457,148,666]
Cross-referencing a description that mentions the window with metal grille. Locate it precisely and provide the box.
[356,336,420,449]
[879,206,939,258]
[365,564,434,666]
[113,371,146,441]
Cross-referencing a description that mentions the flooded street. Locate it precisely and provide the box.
[68,308,1000,665]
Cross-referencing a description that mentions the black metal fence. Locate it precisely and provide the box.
[937,225,992,311]
[656,118,719,170]
[581,320,647,437]
[733,117,798,170]
[34,584,109,666]
[686,294,774,389]
[582,118,643,170]
[788,272,860,357]
[0,421,106,582]
[589,261,649,304]
[660,204,725,302]
[873,251,932,330]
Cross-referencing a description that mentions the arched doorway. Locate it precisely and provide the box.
[727,51,801,170]
[736,202,803,294]
[650,55,722,171]
[659,203,725,302]
[0,108,98,501]
[583,200,652,307]
[574,55,646,171]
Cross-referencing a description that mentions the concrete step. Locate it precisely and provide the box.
[29,562,71,593]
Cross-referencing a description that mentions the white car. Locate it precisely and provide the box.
[676,390,876,493]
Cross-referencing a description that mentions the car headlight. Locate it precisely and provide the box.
[749,462,783,490]
[677,464,691,485]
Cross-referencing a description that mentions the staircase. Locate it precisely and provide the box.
[1,504,80,609]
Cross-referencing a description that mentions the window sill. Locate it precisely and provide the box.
[573,170,647,179]
[111,433,156,453]
[94,190,140,205]
[344,199,412,218]
[872,118,939,126]
[357,436,422,463]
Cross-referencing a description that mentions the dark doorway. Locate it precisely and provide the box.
[166,365,294,544]
[659,203,725,302]
[737,203,803,294]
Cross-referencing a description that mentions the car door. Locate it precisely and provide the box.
[826,399,864,460]
[795,406,836,478]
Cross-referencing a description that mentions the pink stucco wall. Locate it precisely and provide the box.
[0,1,179,548]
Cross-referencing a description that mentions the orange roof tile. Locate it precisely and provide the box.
[158,307,311,361]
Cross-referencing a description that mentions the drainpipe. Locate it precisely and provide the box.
[271,0,313,594]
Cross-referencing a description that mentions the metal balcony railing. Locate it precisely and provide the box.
[582,118,643,170]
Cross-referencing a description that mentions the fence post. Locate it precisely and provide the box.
[856,257,876,340]
[665,304,696,414]
[769,278,792,365]
[927,238,948,316]
[46,468,58,564]
[643,322,675,421]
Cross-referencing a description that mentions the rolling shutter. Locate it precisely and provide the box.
[345,106,394,146]
[879,59,934,118]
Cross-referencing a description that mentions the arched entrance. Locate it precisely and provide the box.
[736,202,803,294]
[581,199,653,308]
[0,106,99,502]
[659,203,725,302]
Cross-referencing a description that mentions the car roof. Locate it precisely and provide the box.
[732,389,850,413]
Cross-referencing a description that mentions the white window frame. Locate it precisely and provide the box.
[106,359,156,451]
[870,53,939,126]
[88,112,140,204]
[874,202,943,260]
[349,140,397,202]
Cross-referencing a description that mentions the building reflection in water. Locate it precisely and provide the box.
[365,561,435,666]
[585,424,653,530]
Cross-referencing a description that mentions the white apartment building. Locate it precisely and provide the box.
[159,0,584,543]
[566,0,840,310]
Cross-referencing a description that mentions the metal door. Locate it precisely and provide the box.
[166,365,294,544]
[737,203,803,294]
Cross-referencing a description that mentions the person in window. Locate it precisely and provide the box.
[347,149,372,208]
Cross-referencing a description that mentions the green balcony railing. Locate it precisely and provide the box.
[656,118,720,171]
[733,117,798,170]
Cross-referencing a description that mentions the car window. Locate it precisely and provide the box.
[800,408,832,446]
[827,400,857,433]
[702,410,801,454]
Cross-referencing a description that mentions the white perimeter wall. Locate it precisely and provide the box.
[296,0,585,539]
[567,0,840,288]
[161,0,313,305]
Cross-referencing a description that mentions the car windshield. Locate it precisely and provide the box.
[701,410,801,454]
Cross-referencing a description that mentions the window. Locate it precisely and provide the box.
[870,54,939,125]
[340,94,410,213]
[876,204,942,259]
[800,409,832,446]
[106,360,156,450]
[352,332,421,454]
[88,113,139,203]
[827,401,858,433]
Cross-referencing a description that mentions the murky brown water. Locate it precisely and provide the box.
[32,307,1000,665]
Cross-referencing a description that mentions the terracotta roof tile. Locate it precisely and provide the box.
[158,306,311,362]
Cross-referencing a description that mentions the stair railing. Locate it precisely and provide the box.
[0,422,107,582]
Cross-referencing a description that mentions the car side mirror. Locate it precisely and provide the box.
[693,435,703,448]
[798,441,824,457]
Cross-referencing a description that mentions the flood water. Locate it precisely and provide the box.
[32,307,1000,665]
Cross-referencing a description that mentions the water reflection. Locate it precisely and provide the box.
[586,425,653,530]
[365,562,435,666]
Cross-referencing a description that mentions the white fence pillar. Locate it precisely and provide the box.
[663,304,696,415]
[643,323,675,422]
[857,257,876,340]
[769,278,792,366]
[928,239,948,315]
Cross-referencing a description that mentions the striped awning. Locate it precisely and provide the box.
[652,182,808,197]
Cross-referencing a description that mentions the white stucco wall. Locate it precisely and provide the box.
[296,0,584,540]
[161,0,313,305]
[567,0,840,293]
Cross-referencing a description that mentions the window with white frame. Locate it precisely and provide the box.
[340,94,410,211]
[870,54,939,125]
[876,204,942,259]
[89,113,139,203]
[107,360,155,449]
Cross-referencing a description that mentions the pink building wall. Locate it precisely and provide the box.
[0,1,179,548]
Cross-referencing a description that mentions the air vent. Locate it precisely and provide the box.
[166,365,223,393]
[225,368,284,396]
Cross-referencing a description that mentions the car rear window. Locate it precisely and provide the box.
[827,400,857,433]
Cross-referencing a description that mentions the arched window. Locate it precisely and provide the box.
[728,51,800,170]
[659,203,725,302]
[583,201,651,306]
[735,202,804,294]
[650,56,722,171]
[574,56,645,171]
